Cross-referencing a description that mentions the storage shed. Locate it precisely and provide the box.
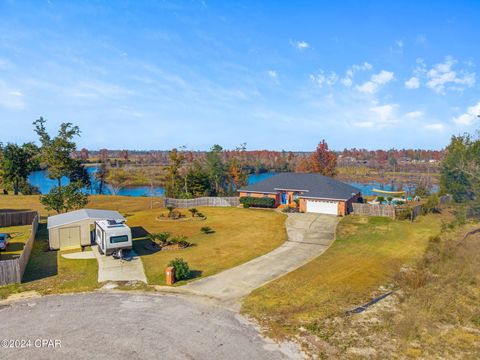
[47,209,125,250]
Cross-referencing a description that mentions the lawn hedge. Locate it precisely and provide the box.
[240,196,276,208]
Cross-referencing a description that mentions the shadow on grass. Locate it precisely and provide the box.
[189,270,203,279]
[131,226,150,239]
[133,238,161,256]
[5,242,25,253]
[22,223,58,283]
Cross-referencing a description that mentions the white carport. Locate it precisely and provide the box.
[47,209,125,250]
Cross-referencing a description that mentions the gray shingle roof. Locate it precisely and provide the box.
[47,209,125,229]
[239,173,360,200]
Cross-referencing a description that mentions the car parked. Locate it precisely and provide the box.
[0,233,9,251]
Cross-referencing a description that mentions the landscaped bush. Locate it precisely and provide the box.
[200,226,214,234]
[239,196,276,208]
[168,258,190,280]
[376,196,385,203]
[156,232,171,246]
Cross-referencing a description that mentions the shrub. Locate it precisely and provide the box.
[200,226,214,234]
[170,235,188,245]
[376,196,385,203]
[422,194,440,214]
[239,196,276,208]
[387,196,393,202]
[156,232,171,246]
[168,258,190,280]
[396,207,412,220]
[178,240,192,248]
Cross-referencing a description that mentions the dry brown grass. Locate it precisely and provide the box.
[276,213,480,359]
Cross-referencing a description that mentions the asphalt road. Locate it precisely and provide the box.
[0,292,302,360]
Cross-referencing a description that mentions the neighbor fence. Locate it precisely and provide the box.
[352,203,396,219]
[0,210,37,227]
[0,213,39,286]
[164,197,240,208]
[352,203,431,221]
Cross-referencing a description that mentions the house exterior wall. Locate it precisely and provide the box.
[239,190,362,216]
[48,219,94,250]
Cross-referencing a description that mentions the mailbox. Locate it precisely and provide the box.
[165,266,175,285]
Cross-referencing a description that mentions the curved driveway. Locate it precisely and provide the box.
[181,213,339,305]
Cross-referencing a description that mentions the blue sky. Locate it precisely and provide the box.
[1,0,480,151]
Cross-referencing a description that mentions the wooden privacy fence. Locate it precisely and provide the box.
[352,203,396,219]
[165,197,240,208]
[0,210,37,227]
[0,213,39,286]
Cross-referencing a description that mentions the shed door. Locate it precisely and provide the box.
[59,226,81,249]
[306,200,338,215]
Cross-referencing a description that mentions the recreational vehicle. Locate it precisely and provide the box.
[95,219,132,256]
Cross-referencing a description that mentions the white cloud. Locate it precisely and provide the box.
[341,62,372,87]
[405,76,420,89]
[291,40,310,50]
[356,70,394,94]
[453,102,480,126]
[370,103,398,121]
[309,70,338,87]
[396,40,404,48]
[267,70,279,84]
[425,57,476,94]
[425,123,444,131]
[405,110,423,118]
[0,81,25,110]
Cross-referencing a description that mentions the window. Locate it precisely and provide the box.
[110,235,129,243]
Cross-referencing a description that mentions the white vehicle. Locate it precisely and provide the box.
[95,219,132,256]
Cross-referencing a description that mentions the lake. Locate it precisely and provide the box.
[27,168,278,197]
[28,168,435,197]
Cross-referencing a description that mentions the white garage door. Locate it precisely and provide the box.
[306,200,338,215]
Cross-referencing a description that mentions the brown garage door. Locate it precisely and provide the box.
[59,226,81,249]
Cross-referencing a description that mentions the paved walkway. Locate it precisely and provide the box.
[92,246,147,283]
[61,251,96,259]
[180,213,338,304]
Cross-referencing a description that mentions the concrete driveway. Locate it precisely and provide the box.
[0,292,301,360]
[92,246,147,283]
[180,213,338,305]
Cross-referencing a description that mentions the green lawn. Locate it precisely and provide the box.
[0,224,31,260]
[0,196,287,297]
[0,222,100,299]
[128,207,287,285]
[242,214,443,337]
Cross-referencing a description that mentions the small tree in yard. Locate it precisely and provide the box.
[188,208,198,217]
[168,258,190,280]
[166,205,175,217]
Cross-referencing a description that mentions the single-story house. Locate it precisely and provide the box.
[47,209,125,250]
[238,172,361,215]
